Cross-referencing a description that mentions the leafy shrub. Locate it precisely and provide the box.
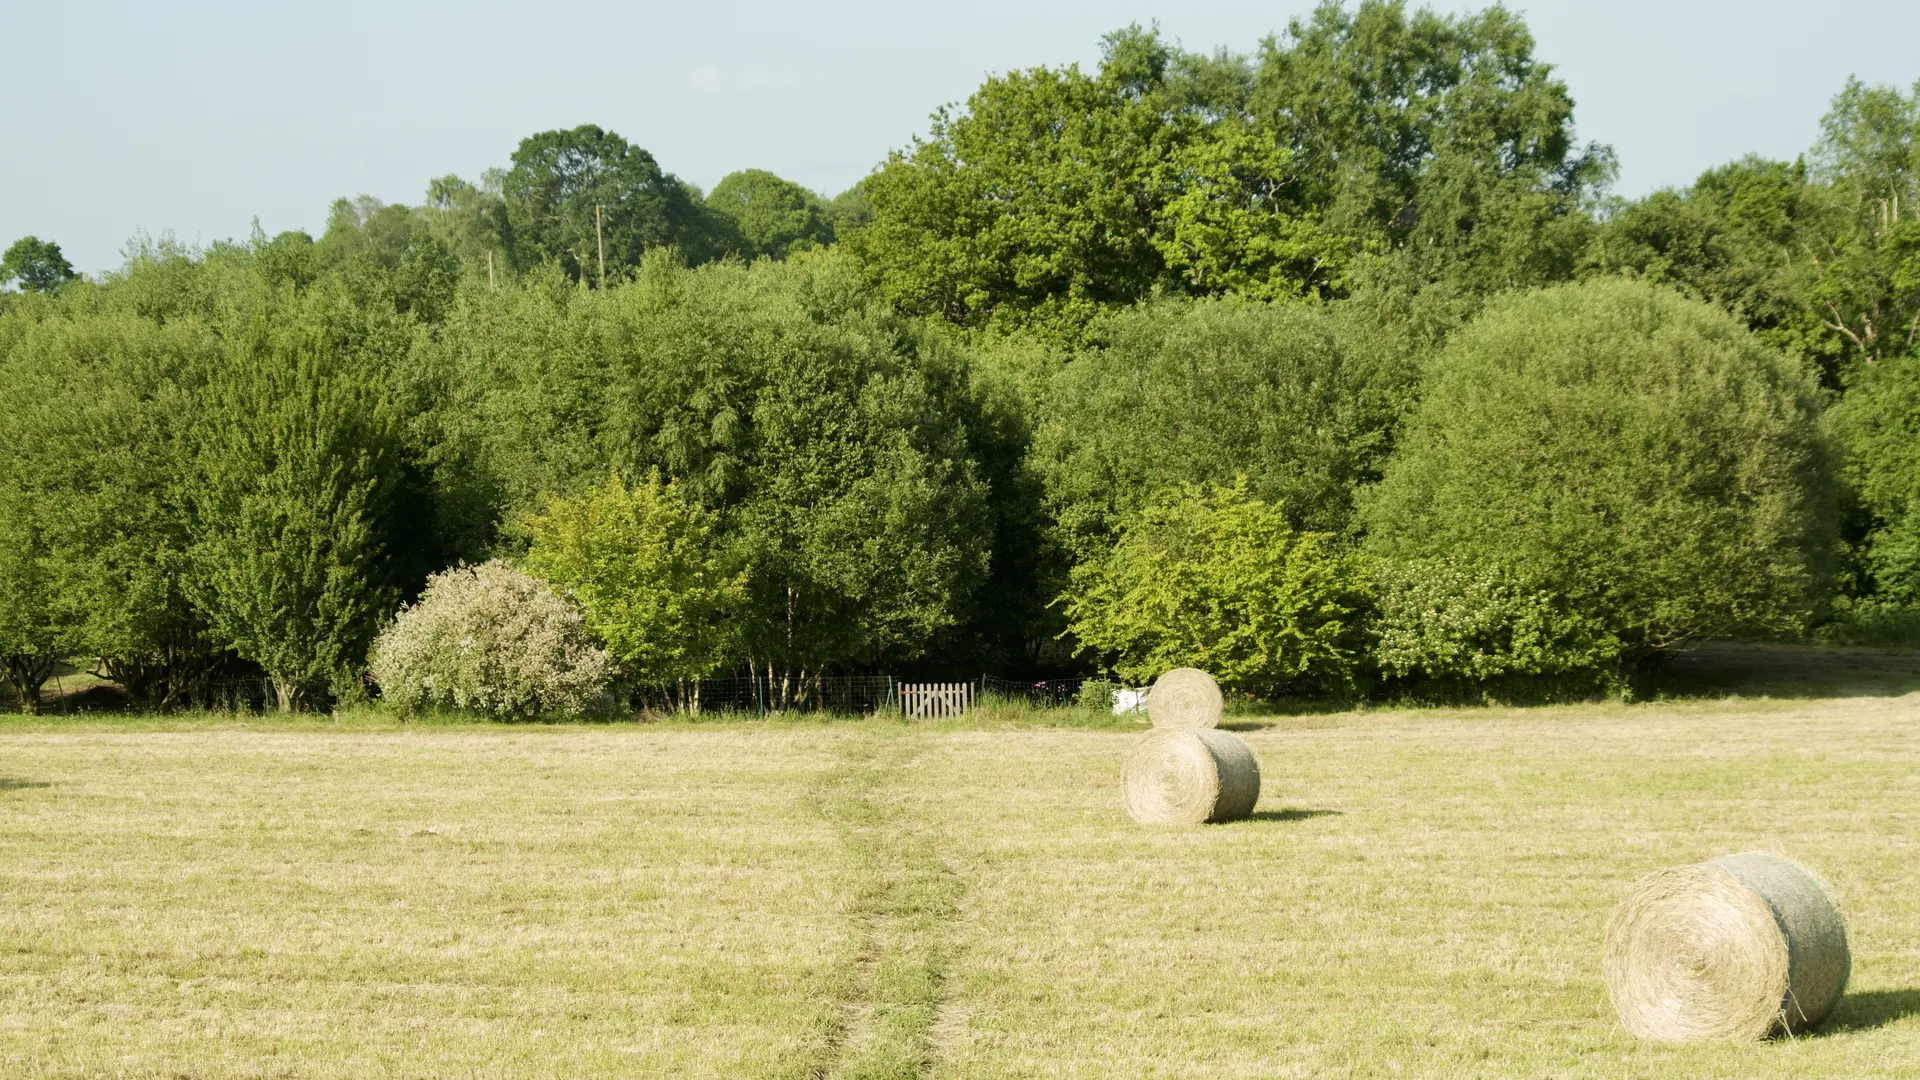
[1062,483,1369,695]
[1363,278,1835,671]
[524,471,746,685]
[369,560,612,718]
[1370,558,1621,699]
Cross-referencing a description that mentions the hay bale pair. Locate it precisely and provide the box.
[1604,851,1850,1042]
[1122,668,1260,825]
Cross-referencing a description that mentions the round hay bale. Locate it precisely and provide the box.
[1603,851,1850,1042]
[1122,728,1260,825]
[1146,667,1223,730]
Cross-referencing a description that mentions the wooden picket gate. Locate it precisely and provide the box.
[899,681,974,720]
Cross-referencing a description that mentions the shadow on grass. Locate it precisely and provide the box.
[1243,808,1341,823]
[1818,989,1920,1035]
[1646,641,1920,701]
[0,778,52,791]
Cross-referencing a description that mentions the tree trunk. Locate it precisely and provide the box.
[272,675,301,714]
[3,654,54,716]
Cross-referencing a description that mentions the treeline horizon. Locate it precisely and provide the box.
[4,1,1920,714]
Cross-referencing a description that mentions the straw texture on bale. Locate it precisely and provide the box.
[1146,667,1224,729]
[1603,852,1850,1042]
[1122,728,1260,824]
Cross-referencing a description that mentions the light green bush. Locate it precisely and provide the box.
[524,471,746,686]
[1062,483,1369,695]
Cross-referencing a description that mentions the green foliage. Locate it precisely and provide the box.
[1364,278,1836,668]
[705,170,833,260]
[183,330,407,711]
[317,196,461,320]
[1804,78,1920,367]
[0,499,60,713]
[1595,80,1920,384]
[1370,558,1620,698]
[1033,297,1418,560]
[6,14,1910,708]
[848,27,1348,341]
[824,183,874,235]
[525,471,746,685]
[0,312,222,708]
[422,171,511,272]
[502,125,719,281]
[1831,349,1920,609]
[1587,157,1839,375]
[427,251,992,676]
[1252,1,1611,292]
[369,560,613,719]
[1,236,79,293]
[850,7,1607,341]
[1062,483,1369,694]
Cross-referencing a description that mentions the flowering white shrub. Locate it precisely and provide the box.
[369,560,613,718]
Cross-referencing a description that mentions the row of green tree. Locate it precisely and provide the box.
[3,1,1918,711]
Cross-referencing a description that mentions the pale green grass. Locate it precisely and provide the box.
[4,691,1920,1077]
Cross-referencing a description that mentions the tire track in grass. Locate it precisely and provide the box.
[811,733,964,1080]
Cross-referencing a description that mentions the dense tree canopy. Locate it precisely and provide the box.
[1033,297,1417,560]
[9,2,1920,712]
[845,2,1608,341]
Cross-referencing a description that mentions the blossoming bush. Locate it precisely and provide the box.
[369,560,613,718]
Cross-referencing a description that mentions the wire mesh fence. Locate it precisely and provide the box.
[635,673,1114,718]
[12,667,1123,719]
[629,674,902,717]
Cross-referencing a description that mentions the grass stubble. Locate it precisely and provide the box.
[1,681,1919,1077]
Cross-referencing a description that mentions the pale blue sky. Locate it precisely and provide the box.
[5,0,1917,275]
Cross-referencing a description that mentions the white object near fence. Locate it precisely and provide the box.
[900,682,974,719]
[1111,687,1149,717]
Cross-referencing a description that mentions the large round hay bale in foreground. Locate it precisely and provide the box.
[1122,728,1260,824]
[1603,852,1849,1042]
[1146,667,1224,729]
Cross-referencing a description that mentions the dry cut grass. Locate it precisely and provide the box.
[4,683,1920,1077]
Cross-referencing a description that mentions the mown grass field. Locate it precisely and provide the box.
[3,647,1920,1078]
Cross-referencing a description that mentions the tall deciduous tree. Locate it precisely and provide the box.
[705,170,833,260]
[850,6,1609,340]
[1,236,78,293]
[502,125,719,280]
[849,26,1345,339]
[425,252,993,680]
[184,330,406,711]
[1250,0,1612,291]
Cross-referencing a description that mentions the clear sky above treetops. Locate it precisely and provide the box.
[6,0,1918,275]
